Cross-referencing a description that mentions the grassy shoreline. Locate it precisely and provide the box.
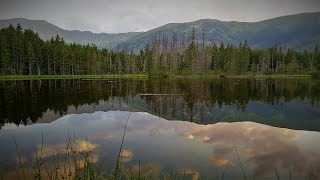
[0,74,313,80]
[227,74,312,79]
[0,74,149,80]
[159,74,313,79]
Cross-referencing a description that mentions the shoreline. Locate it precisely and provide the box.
[0,74,148,80]
[0,74,313,80]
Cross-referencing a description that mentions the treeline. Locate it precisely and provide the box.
[1,25,320,75]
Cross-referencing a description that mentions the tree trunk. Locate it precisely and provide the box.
[37,63,41,75]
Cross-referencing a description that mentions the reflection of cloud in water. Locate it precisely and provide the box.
[4,140,100,180]
[2,111,320,179]
[127,163,162,178]
[90,131,114,139]
[65,111,320,179]
[35,140,98,158]
[50,111,320,178]
[90,111,319,179]
[178,168,200,180]
[120,149,134,162]
[208,156,229,167]
[182,122,320,179]
[5,154,100,180]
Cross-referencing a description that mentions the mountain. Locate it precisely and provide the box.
[120,12,320,51]
[0,18,142,48]
[1,12,320,50]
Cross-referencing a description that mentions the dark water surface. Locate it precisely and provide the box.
[0,78,320,179]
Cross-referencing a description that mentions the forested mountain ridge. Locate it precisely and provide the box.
[120,12,320,51]
[1,12,320,51]
[0,18,142,48]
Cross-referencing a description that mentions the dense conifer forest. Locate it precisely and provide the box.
[1,24,320,76]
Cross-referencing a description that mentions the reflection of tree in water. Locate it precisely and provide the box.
[0,79,319,128]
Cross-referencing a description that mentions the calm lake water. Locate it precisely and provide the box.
[0,78,320,179]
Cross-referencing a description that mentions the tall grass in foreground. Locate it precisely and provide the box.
[11,111,166,180]
[11,138,287,180]
[14,134,107,180]
[12,136,182,180]
[11,112,286,180]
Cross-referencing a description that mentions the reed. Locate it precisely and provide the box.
[13,136,27,180]
[11,136,287,180]
[114,111,131,178]
[234,145,247,180]
[275,168,280,180]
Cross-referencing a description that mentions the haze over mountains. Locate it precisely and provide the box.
[1,12,319,51]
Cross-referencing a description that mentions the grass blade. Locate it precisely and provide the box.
[13,136,26,180]
[234,145,246,180]
[114,111,131,178]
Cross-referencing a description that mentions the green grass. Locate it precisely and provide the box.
[223,74,312,79]
[265,74,312,79]
[170,74,312,79]
[0,74,148,80]
[170,74,220,79]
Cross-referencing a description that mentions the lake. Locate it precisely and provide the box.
[0,78,320,179]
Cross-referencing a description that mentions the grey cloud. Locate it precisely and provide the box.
[0,0,320,33]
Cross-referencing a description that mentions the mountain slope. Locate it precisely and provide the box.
[121,12,320,50]
[1,12,320,51]
[0,18,142,48]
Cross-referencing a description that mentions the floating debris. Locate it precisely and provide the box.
[81,79,119,82]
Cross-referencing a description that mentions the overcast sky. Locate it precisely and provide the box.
[1,0,320,33]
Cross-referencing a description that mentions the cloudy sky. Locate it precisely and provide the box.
[1,0,320,33]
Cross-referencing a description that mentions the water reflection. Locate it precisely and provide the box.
[0,111,319,179]
[0,79,320,131]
